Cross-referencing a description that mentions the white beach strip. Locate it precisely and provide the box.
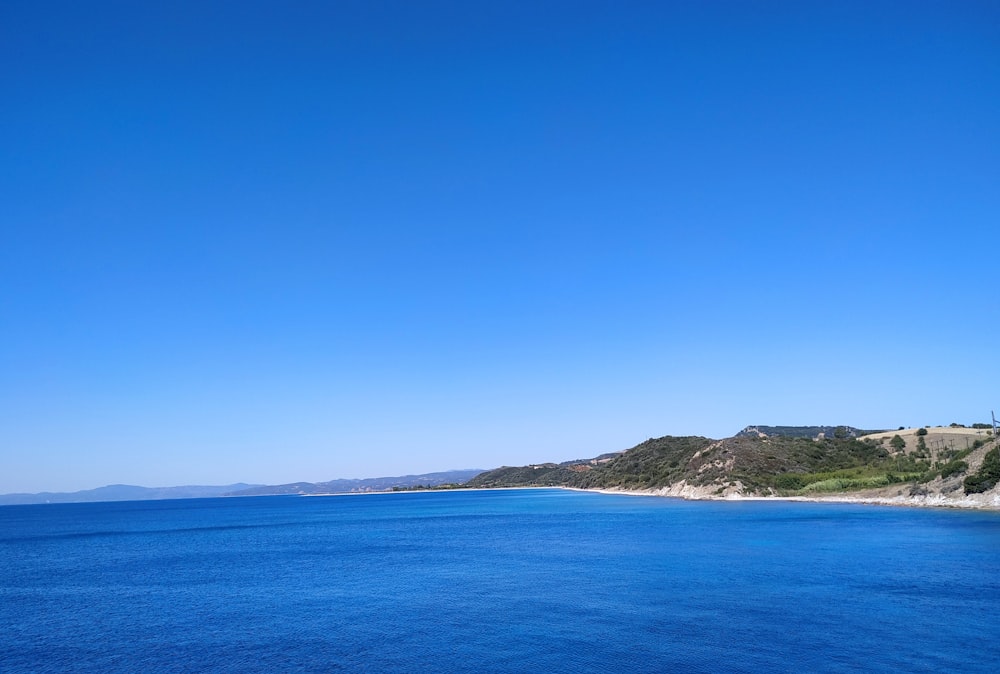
[562,486,1000,511]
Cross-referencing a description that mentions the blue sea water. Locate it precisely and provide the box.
[1,489,999,673]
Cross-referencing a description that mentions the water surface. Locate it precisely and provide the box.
[2,489,998,672]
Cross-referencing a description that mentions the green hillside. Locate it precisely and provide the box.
[466,425,999,498]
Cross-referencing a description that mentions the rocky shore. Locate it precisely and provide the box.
[578,481,1000,511]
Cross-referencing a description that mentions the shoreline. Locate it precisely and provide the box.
[280,484,1000,512]
[562,486,1000,511]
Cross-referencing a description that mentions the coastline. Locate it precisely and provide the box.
[299,484,1000,511]
[564,485,1000,511]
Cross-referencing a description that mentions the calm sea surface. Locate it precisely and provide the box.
[1,489,998,673]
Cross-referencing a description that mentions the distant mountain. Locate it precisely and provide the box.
[227,470,486,496]
[0,483,261,506]
[0,469,488,506]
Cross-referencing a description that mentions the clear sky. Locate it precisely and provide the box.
[2,1,998,493]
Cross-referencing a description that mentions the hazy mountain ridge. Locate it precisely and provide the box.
[226,470,486,496]
[0,469,487,505]
[0,483,261,506]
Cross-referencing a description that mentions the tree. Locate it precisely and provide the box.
[916,427,928,436]
[890,435,906,452]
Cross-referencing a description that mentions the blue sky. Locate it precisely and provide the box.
[2,1,998,493]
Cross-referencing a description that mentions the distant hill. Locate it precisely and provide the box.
[226,470,486,496]
[0,483,261,506]
[465,425,999,504]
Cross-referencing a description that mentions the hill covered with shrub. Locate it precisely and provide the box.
[466,425,1000,504]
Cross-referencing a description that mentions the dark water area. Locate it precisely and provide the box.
[2,489,999,672]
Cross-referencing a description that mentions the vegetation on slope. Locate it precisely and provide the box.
[465,436,715,490]
[735,425,877,439]
[465,426,999,498]
[570,436,715,490]
[468,434,904,493]
[465,463,579,489]
[964,446,1000,494]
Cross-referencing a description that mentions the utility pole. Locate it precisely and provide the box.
[993,410,999,439]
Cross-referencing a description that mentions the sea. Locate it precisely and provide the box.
[1,488,998,673]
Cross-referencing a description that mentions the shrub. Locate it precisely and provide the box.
[964,447,1000,494]
[940,460,968,479]
[890,435,906,452]
[773,474,807,491]
[916,427,928,436]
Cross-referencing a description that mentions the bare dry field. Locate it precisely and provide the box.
[861,426,993,453]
